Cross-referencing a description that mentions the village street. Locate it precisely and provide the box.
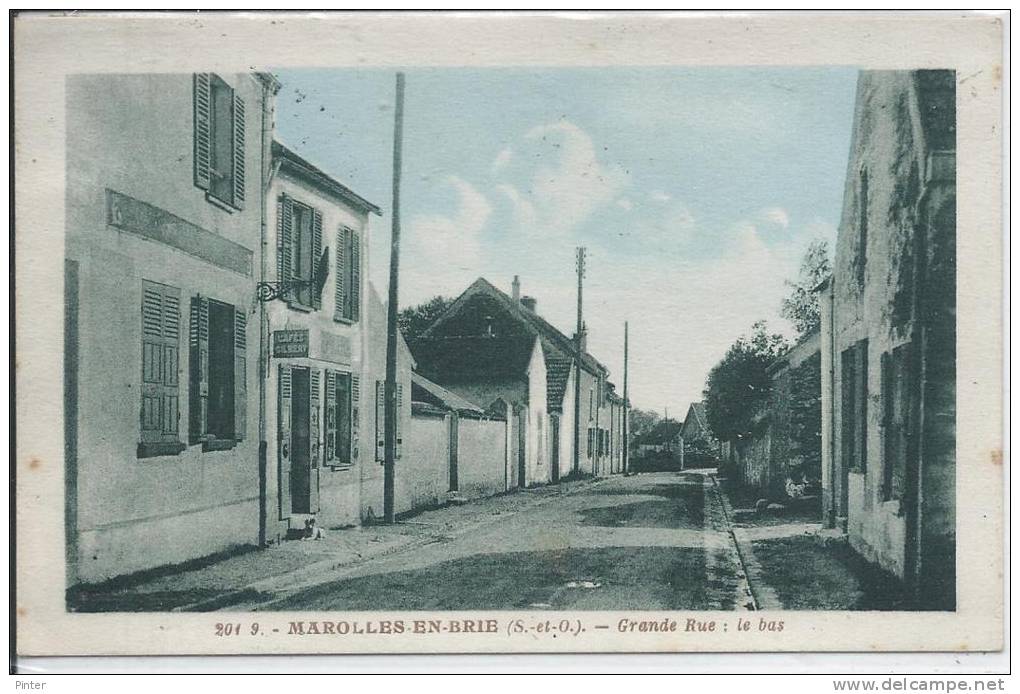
[236,471,747,611]
[68,469,910,613]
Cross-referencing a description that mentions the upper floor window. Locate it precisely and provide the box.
[334,225,362,323]
[276,194,324,311]
[194,73,246,210]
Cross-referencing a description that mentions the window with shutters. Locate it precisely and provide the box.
[882,343,912,502]
[194,73,245,210]
[374,379,402,462]
[375,380,385,463]
[325,370,359,470]
[190,295,247,450]
[138,281,185,458]
[841,339,869,473]
[334,225,361,323]
[276,195,323,311]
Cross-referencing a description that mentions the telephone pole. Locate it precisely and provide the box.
[572,247,586,475]
[623,321,629,475]
[383,72,405,523]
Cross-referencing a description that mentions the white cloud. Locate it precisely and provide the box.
[616,197,634,211]
[495,183,537,229]
[760,206,790,229]
[649,190,672,203]
[522,120,630,235]
[403,175,491,297]
[491,147,514,174]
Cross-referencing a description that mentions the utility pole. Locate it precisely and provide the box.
[623,321,629,475]
[383,72,405,524]
[572,247,586,475]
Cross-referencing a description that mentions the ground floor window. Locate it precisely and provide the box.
[882,342,912,501]
[375,380,403,462]
[189,294,246,449]
[840,339,868,473]
[325,370,359,469]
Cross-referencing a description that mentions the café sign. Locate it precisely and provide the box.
[273,329,309,358]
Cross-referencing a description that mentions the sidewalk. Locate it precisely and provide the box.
[68,478,602,613]
[714,474,915,611]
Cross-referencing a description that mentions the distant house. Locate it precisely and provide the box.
[681,401,712,442]
[410,275,623,486]
[408,332,545,489]
[635,419,683,456]
[680,401,721,468]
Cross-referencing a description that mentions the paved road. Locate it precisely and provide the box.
[239,471,749,612]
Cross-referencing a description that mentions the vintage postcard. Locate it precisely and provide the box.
[13,11,1005,658]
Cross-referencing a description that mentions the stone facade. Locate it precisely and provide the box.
[818,70,956,608]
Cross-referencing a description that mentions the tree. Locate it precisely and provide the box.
[398,295,453,341]
[703,321,788,441]
[627,408,661,443]
[781,239,831,337]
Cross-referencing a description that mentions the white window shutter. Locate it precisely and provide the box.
[193,73,212,191]
[231,93,246,209]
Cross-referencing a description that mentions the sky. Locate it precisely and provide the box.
[274,66,859,420]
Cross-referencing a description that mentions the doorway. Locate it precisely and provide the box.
[517,408,527,488]
[290,367,313,514]
[550,416,560,482]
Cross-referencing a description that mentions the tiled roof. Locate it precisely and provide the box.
[423,277,606,376]
[545,355,573,412]
[638,419,683,445]
[409,334,537,385]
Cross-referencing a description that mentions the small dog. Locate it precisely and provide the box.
[302,518,326,540]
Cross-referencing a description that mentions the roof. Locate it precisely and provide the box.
[421,277,606,376]
[409,334,538,385]
[638,419,683,445]
[767,329,821,376]
[691,402,709,430]
[272,140,382,216]
[411,372,485,415]
[683,401,711,438]
[545,356,573,413]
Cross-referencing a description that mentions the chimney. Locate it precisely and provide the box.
[511,275,521,306]
[521,296,537,313]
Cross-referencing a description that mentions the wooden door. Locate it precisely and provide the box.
[278,364,293,518]
[290,367,311,514]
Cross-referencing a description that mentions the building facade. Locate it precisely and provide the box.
[818,70,956,608]
[64,72,278,584]
[263,141,381,538]
[412,276,625,487]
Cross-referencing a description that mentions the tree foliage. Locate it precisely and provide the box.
[781,239,832,337]
[627,408,661,444]
[703,321,788,441]
[398,295,453,341]
[788,353,823,482]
